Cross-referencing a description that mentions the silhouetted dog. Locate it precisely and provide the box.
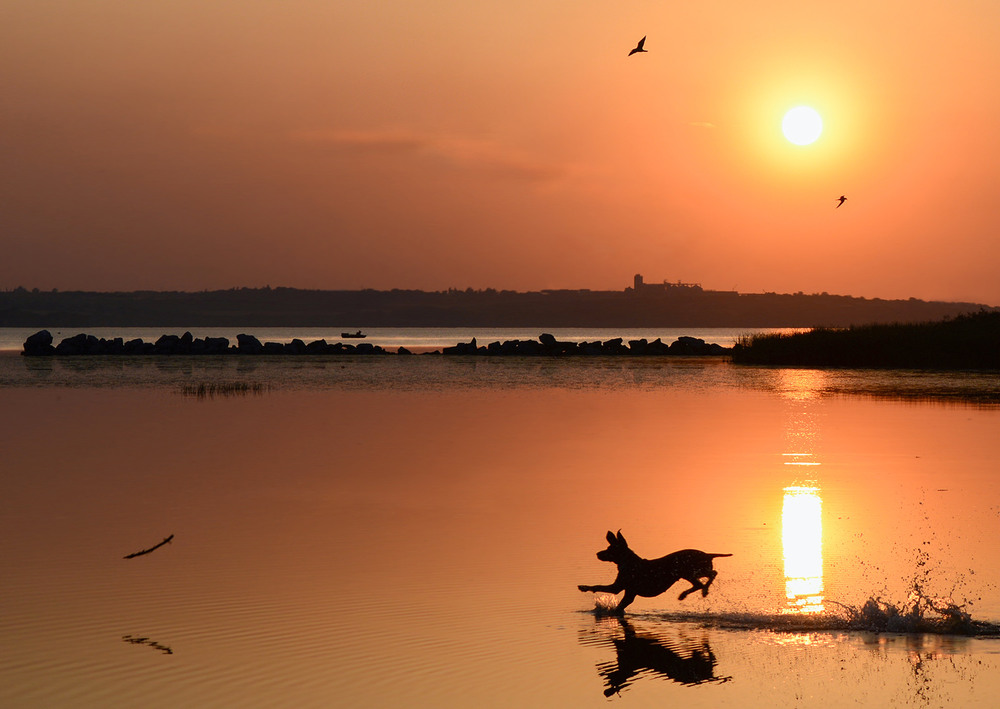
[578,530,731,614]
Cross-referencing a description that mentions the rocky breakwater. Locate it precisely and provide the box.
[22,330,731,357]
[20,330,391,356]
[442,333,729,356]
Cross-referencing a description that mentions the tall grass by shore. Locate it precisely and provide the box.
[732,311,1000,369]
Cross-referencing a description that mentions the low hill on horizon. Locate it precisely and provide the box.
[0,285,992,329]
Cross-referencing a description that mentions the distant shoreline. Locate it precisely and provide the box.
[1,285,992,329]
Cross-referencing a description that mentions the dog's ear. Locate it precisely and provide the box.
[616,530,628,546]
[606,530,616,545]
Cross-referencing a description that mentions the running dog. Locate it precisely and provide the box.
[578,530,731,614]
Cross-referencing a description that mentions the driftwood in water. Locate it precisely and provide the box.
[122,634,174,655]
[123,534,174,559]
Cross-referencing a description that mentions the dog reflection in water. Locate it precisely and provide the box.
[583,616,727,696]
[578,530,732,614]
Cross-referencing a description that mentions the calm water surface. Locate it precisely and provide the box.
[1,353,999,707]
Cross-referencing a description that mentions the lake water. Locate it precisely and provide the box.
[2,344,999,708]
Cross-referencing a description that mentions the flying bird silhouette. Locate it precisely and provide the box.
[628,36,647,56]
[836,195,847,208]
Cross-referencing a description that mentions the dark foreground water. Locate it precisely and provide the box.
[2,354,999,707]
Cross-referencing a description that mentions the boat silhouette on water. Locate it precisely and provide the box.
[341,330,366,339]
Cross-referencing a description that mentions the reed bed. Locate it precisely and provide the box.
[732,311,1000,369]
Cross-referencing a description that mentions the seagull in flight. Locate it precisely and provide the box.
[835,195,847,208]
[628,36,647,56]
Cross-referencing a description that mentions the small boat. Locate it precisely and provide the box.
[341,330,366,339]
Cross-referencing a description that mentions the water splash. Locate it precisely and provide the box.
[592,594,621,615]
[828,584,999,636]
[619,590,1000,637]
[595,576,1000,637]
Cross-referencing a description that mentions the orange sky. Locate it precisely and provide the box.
[3,1,999,304]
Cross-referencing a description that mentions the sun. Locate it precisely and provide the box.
[782,106,823,146]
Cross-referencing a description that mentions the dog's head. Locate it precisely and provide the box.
[596,530,631,563]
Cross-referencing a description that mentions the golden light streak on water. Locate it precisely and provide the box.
[782,485,824,614]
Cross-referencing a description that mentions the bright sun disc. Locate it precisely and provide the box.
[782,106,823,145]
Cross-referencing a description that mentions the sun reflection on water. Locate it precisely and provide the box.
[778,369,826,615]
[782,483,824,614]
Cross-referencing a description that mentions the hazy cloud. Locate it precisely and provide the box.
[287,127,562,181]
[431,136,563,181]
[287,128,427,153]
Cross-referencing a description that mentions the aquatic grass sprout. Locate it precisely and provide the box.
[180,381,271,398]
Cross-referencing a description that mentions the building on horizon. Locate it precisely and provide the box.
[629,273,704,294]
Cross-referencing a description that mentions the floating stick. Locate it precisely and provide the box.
[122,634,173,654]
[123,534,174,559]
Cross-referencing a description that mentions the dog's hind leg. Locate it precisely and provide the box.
[679,569,719,600]
[678,580,706,601]
[700,569,718,597]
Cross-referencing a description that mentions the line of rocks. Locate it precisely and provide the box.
[21,330,731,357]
[442,333,730,356]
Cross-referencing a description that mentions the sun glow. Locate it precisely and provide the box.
[782,106,823,145]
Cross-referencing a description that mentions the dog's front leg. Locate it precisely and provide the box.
[578,579,624,594]
[614,591,637,614]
